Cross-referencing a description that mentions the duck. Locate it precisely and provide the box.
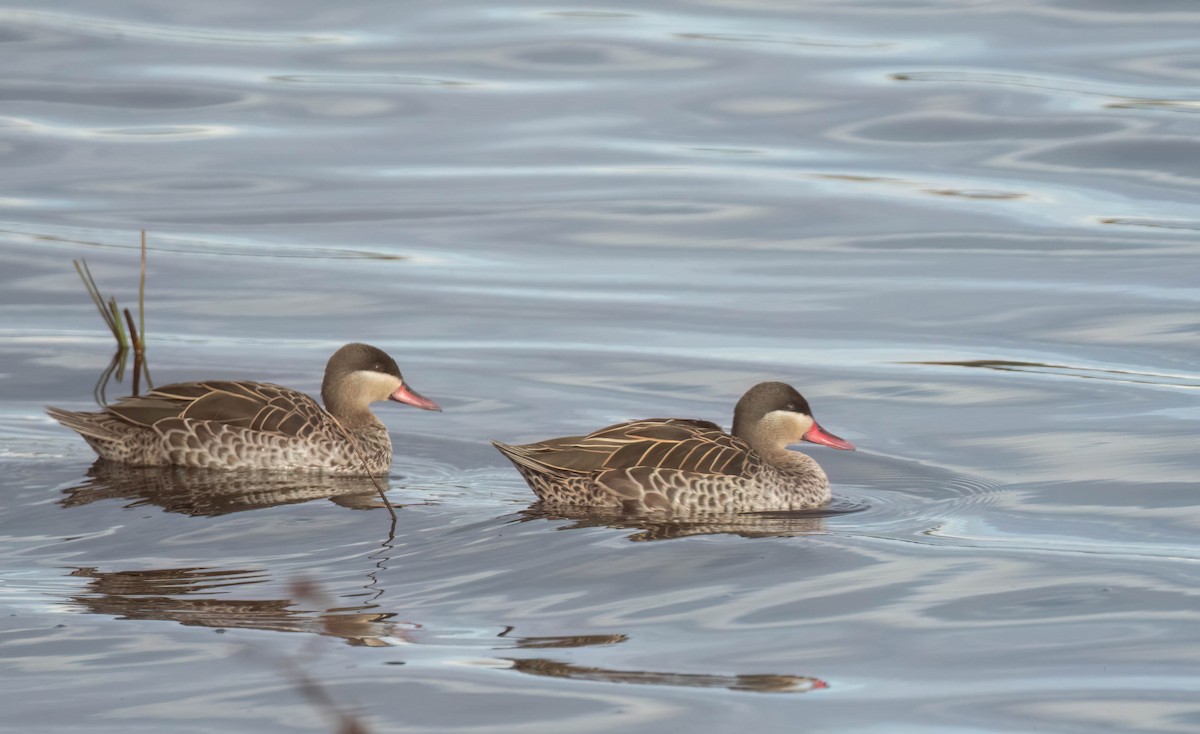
[493,381,854,513]
[46,343,440,475]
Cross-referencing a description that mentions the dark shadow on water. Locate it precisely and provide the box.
[59,460,389,517]
[516,497,868,541]
[904,359,1200,389]
[66,565,826,693]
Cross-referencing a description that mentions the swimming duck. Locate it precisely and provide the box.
[493,381,854,512]
[46,343,440,475]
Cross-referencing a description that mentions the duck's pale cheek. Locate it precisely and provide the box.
[761,410,813,443]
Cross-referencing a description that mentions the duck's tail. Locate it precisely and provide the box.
[491,440,545,473]
[45,406,123,441]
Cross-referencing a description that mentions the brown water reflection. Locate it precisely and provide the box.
[519,502,870,541]
[69,566,406,646]
[68,565,823,693]
[60,461,388,516]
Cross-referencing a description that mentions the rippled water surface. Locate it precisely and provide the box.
[2,2,1199,732]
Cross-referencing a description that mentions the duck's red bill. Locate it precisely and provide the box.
[390,383,442,412]
[803,422,855,450]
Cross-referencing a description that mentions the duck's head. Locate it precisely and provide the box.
[322,343,441,417]
[731,381,853,453]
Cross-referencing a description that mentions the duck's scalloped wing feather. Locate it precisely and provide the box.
[105,381,326,439]
[500,417,755,478]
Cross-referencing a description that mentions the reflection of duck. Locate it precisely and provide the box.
[46,343,440,475]
[69,566,826,693]
[68,566,411,647]
[65,567,626,651]
[520,504,837,541]
[494,382,854,512]
[61,461,388,516]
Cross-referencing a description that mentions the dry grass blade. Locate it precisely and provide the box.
[332,417,398,521]
[73,259,125,346]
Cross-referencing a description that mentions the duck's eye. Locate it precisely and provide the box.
[373,363,384,372]
[785,402,797,411]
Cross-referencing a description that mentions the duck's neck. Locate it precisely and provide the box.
[340,410,385,436]
[754,440,821,476]
[734,421,788,461]
[322,387,380,433]
[735,422,825,478]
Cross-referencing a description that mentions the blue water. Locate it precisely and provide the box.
[1,2,1198,732]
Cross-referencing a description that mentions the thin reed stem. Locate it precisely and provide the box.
[138,230,147,352]
[124,309,142,396]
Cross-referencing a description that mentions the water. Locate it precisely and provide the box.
[2,1,1199,732]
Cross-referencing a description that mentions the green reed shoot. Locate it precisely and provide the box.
[73,231,153,401]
